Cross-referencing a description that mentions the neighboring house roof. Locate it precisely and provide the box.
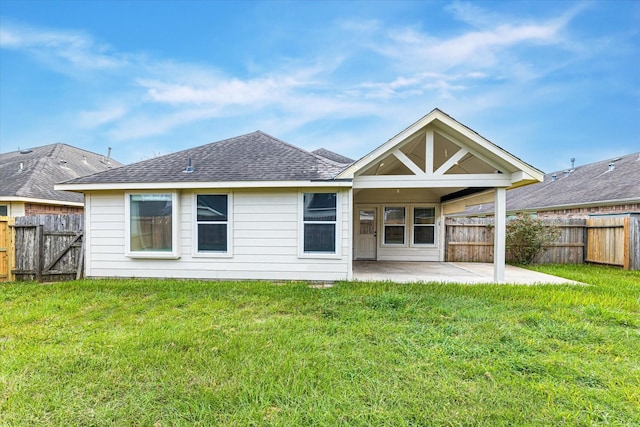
[0,143,122,204]
[312,148,354,165]
[462,152,640,215]
[61,131,350,186]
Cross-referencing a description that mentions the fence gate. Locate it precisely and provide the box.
[0,217,16,282]
[586,214,640,270]
[12,214,84,282]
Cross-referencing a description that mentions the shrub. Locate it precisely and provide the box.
[506,214,561,264]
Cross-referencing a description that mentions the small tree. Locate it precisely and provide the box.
[506,214,560,265]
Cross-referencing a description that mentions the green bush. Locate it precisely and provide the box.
[506,214,561,264]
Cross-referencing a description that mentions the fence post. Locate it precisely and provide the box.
[35,225,44,282]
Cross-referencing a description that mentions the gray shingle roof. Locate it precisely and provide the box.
[312,148,354,165]
[63,131,350,185]
[464,152,640,214]
[0,144,122,203]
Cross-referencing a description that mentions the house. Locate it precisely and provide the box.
[0,143,122,216]
[457,152,640,218]
[56,109,543,282]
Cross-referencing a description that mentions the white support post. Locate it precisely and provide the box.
[493,187,506,283]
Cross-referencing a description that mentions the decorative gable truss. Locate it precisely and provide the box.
[339,109,542,191]
[352,127,513,189]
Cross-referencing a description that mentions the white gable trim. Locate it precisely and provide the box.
[337,109,543,185]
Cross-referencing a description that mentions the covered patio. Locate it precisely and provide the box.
[352,261,579,284]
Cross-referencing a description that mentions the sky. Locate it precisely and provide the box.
[0,0,638,173]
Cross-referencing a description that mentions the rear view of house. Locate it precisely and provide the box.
[57,109,543,282]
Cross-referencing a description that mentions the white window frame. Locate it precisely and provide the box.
[382,206,406,246]
[192,193,233,258]
[298,191,341,259]
[411,205,437,246]
[0,204,8,216]
[125,191,180,259]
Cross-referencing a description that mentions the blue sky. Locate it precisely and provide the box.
[1,0,638,173]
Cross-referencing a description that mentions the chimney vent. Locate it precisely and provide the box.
[551,174,557,181]
[608,162,615,171]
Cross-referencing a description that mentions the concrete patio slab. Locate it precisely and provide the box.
[352,261,580,285]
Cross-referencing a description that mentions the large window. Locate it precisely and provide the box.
[303,193,337,253]
[127,193,176,256]
[196,194,229,253]
[384,207,405,245]
[413,207,436,245]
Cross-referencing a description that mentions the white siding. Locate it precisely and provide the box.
[354,187,443,262]
[85,188,351,281]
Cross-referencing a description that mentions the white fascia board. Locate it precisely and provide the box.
[337,109,544,184]
[55,180,353,192]
[337,109,440,179]
[0,196,84,207]
[353,174,512,189]
[430,113,544,182]
[509,171,541,187]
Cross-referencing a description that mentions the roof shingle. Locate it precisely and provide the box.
[63,131,350,185]
[0,144,122,203]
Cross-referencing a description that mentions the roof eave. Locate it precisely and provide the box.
[55,179,354,192]
[0,196,84,207]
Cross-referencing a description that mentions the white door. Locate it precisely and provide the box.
[355,208,377,260]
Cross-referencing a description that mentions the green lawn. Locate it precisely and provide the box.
[1,264,639,426]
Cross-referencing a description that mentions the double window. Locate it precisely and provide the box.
[126,193,178,258]
[195,194,229,254]
[302,193,337,254]
[382,206,436,245]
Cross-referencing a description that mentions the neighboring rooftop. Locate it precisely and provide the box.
[0,143,122,204]
[62,131,352,185]
[463,152,640,215]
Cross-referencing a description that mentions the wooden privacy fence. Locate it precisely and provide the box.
[0,216,16,282]
[12,214,84,282]
[586,214,640,270]
[446,215,639,269]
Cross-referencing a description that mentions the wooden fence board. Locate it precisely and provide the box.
[12,214,84,281]
[445,217,586,265]
[0,217,16,282]
[586,216,626,267]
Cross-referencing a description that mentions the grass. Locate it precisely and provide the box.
[1,264,639,426]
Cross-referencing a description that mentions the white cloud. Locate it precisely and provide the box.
[0,22,126,71]
[77,106,127,128]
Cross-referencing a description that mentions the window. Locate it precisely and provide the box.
[126,193,178,258]
[303,193,337,253]
[196,194,229,253]
[413,207,436,245]
[0,205,7,216]
[384,207,405,244]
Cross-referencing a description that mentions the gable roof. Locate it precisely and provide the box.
[0,143,122,204]
[61,131,349,187]
[462,152,640,215]
[337,108,543,187]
